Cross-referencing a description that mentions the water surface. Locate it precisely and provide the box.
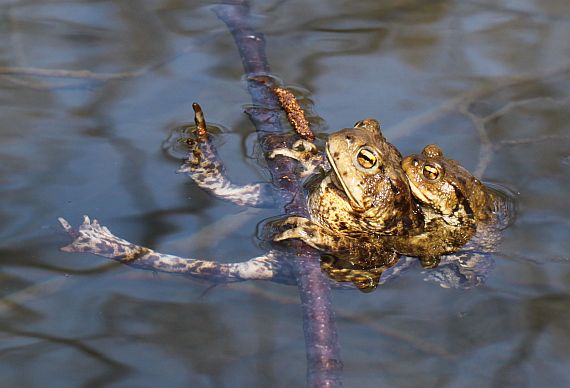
[1,0,570,386]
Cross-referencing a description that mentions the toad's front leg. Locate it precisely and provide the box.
[272,216,400,268]
[272,216,355,253]
[268,139,328,177]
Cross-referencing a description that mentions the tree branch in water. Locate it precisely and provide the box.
[212,2,342,386]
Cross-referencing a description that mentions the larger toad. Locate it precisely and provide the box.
[312,118,422,236]
[273,118,422,256]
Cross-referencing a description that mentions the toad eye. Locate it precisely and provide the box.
[423,164,441,181]
[356,147,378,169]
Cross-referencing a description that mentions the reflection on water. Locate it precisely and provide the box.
[319,182,519,293]
[1,0,570,386]
[320,253,390,292]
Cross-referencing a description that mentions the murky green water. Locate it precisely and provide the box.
[1,0,569,386]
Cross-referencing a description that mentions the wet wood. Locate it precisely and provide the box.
[212,2,342,387]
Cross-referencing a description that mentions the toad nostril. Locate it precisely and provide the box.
[388,179,401,195]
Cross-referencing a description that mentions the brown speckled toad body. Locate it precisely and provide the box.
[273,118,422,260]
[374,144,498,265]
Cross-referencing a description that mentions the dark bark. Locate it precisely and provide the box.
[212,2,343,386]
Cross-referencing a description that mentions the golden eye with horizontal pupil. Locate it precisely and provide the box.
[356,147,378,169]
[423,164,440,180]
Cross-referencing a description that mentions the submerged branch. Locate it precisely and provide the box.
[0,66,145,81]
[0,43,198,88]
[212,2,342,386]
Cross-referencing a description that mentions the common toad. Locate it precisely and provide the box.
[59,110,512,290]
[385,144,513,287]
[370,143,497,266]
[273,118,422,255]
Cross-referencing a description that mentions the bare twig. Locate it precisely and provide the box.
[499,135,570,146]
[0,66,145,80]
[212,2,342,386]
[0,42,200,89]
[459,106,495,178]
[0,277,67,315]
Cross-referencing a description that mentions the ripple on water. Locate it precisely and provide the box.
[484,181,519,230]
[161,122,229,160]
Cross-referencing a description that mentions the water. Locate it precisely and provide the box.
[1,0,570,386]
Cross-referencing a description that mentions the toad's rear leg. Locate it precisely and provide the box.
[178,103,278,208]
[59,216,293,283]
[272,216,360,254]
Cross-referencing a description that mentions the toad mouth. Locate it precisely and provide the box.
[408,179,432,205]
[325,144,365,211]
